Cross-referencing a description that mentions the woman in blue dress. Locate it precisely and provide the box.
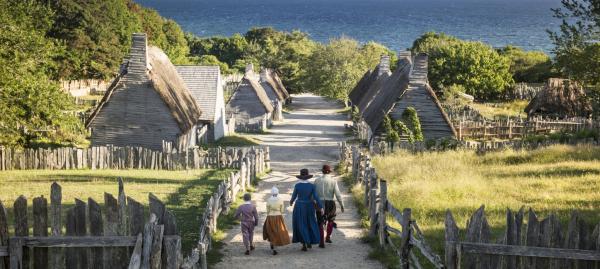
[290,168,323,251]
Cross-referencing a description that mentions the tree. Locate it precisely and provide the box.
[0,0,85,147]
[498,45,555,83]
[413,32,514,100]
[190,55,231,74]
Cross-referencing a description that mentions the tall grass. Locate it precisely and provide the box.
[373,145,600,254]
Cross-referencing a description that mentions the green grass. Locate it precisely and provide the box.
[0,169,232,253]
[208,135,261,147]
[371,145,600,257]
[470,100,529,119]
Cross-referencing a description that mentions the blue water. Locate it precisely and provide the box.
[136,0,562,52]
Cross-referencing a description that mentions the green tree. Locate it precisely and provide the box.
[498,45,555,83]
[401,107,423,141]
[0,0,85,147]
[413,32,514,100]
[190,55,231,74]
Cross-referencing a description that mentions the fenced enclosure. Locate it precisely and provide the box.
[0,146,269,171]
[340,142,600,269]
[0,180,182,269]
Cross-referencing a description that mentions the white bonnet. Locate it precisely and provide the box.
[271,186,279,195]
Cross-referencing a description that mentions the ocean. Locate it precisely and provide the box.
[136,0,562,52]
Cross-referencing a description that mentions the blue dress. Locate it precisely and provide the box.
[290,181,323,244]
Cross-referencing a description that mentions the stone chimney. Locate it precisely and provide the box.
[259,68,270,82]
[378,54,391,76]
[128,33,148,74]
[245,63,254,76]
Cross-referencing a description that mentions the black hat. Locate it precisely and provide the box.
[296,168,313,180]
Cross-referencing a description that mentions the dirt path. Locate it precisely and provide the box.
[214,94,384,269]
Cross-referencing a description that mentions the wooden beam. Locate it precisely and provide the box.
[459,242,600,261]
[7,236,179,248]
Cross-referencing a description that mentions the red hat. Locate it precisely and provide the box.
[322,165,332,174]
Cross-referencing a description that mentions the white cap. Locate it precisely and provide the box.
[271,186,279,195]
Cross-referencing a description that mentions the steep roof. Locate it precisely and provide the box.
[238,74,274,113]
[356,67,391,113]
[260,69,285,101]
[525,78,592,118]
[349,69,376,106]
[350,55,392,112]
[363,57,412,131]
[270,71,290,99]
[176,65,221,122]
[86,33,202,132]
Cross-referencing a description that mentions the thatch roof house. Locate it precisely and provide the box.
[270,71,291,103]
[525,78,592,118]
[362,52,456,143]
[226,64,274,132]
[259,68,285,121]
[86,33,202,151]
[176,65,228,143]
[349,55,392,113]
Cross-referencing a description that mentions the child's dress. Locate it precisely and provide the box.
[263,196,291,246]
[235,202,259,249]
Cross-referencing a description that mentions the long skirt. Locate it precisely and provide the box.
[291,200,320,244]
[263,215,291,246]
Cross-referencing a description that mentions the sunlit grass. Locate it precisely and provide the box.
[372,145,600,254]
[470,100,529,119]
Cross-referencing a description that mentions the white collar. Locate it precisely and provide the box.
[244,201,252,205]
[297,180,310,184]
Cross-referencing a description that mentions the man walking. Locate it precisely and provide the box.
[314,164,344,248]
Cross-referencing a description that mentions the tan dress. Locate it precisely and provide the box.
[262,197,291,246]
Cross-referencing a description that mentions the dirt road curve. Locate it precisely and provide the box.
[213,94,384,269]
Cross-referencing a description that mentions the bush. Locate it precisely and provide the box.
[498,45,555,83]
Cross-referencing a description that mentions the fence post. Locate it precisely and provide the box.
[265,146,270,171]
[400,208,412,269]
[199,243,207,269]
[378,179,388,248]
[445,210,459,269]
[369,188,378,238]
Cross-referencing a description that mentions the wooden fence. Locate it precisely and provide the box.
[445,206,600,269]
[0,180,183,269]
[181,147,267,269]
[0,146,269,171]
[339,142,445,269]
[456,117,600,140]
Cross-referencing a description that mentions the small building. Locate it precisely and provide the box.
[176,65,228,143]
[259,68,286,121]
[270,71,291,104]
[350,55,392,113]
[226,64,274,132]
[86,33,203,151]
[525,78,592,118]
[362,52,456,144]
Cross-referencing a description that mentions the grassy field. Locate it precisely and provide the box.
[470,100,529,119]
[208,135,260,147]
[370,145,600,256]
[0,169,233,253]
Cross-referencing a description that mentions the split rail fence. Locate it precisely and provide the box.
[0,146,269,171]
[456,118,600,141]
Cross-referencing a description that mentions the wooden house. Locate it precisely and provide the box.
[86,33,203,151]
[176,65,228,143]
[259,68,285,121]
[362,52,456,144]
[226,64,274,132]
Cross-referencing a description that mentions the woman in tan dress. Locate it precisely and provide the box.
[263,186,291,255]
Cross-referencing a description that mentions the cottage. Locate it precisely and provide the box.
[226,64,274,132]
[259,68,285,121]
[362,52,456,144]
[350,55,392,113]
[86,33,203,151]
[525,78,592,118]
[176,65,228,143]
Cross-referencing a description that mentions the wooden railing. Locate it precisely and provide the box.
[0,180,182,269]
[456,118,600,140]
[0,146,268,171]
[340,142,445,269]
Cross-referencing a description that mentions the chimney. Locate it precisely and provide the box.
[245,63,254,77]
[378,54,391,76]
[397,50,413,68]
[128,33,148,73]
[259,68,269,82]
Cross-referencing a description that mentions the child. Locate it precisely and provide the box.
[263,187,291,255]
[235,193,259,255]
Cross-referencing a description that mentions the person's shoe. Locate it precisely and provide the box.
[326,238,332,244]
[307,244,312,249]
[319,243,325,248]
[250,245,255,251]
[272,250,278,255]
[245,250,250,255]
[270,244,274,250]
[301,244,307,251]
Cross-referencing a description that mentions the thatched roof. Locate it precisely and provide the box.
[240,72,274,113]
[86,34,202,132]
[260,68,286,101]
[349,69,375,106]
[349,55,392,110]
[356,67,391,113]
[525,78,592,118]
[269,70,290,100]
[363,57,412,131]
